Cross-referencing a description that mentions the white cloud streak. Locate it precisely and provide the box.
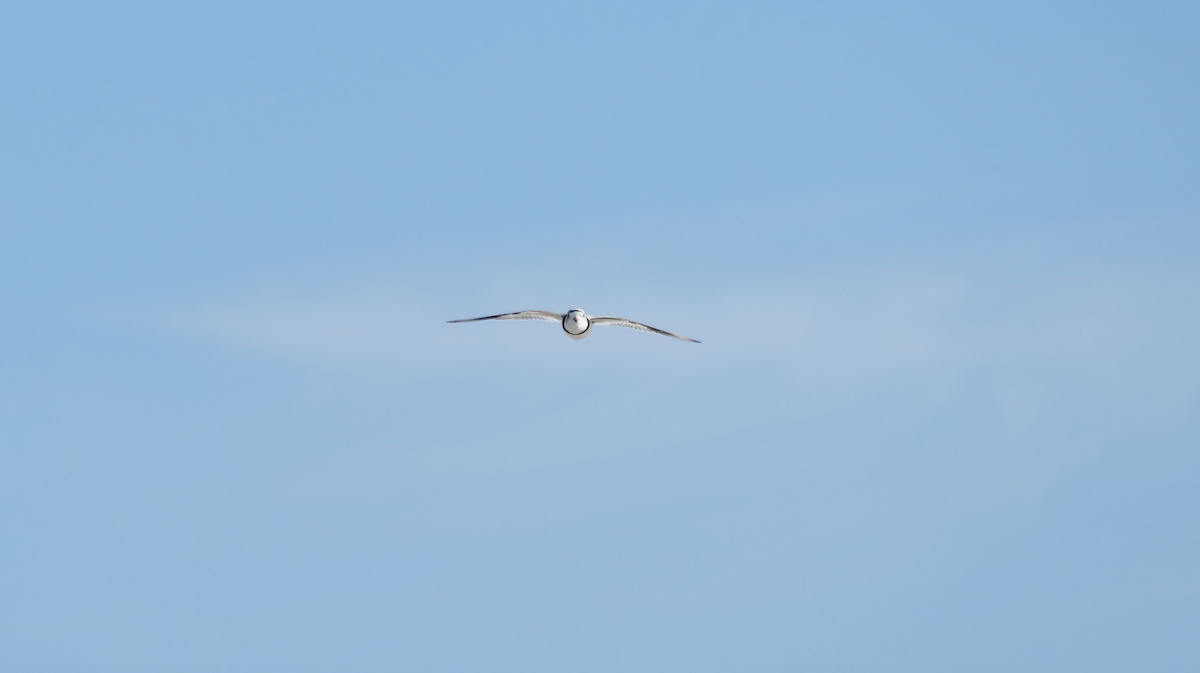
[163,266,1200,402]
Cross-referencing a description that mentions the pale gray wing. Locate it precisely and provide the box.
[448,310,562,324]
[589,316,700,343]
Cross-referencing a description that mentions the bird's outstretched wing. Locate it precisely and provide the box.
[448,310,563,324]
[589,316,700,343]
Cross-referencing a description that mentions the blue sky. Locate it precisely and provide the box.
[2,1,1198,671]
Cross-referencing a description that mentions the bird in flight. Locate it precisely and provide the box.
[448,309,700,343]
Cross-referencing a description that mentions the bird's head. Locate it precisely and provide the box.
[567,309,586,323]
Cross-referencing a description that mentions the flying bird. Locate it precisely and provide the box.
[448,309,700,343]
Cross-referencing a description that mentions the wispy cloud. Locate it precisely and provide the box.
[162,265,1200,401]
